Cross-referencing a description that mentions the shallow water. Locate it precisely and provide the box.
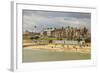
[22,49,91,63]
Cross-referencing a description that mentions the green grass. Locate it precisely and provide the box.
[22,49,91,63]
[39,37,57,40]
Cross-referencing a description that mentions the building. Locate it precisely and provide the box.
[40,25,90,42]
[40,28,54,37]
[51,27,66,39]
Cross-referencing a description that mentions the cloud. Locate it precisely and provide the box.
[23,10,91,32]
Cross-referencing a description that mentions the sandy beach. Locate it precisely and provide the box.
[23,42,91,62]
[23,43,91,54]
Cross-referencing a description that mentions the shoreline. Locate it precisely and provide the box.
[23,43,91,54]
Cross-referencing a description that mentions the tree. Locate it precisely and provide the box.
[85,38,91,43]
[33,25,37,32]
[34,25,37,28]
[83,27,88,34]
[50,27,52,29]
[67,26,70,40]
[49,40,52,43]
[30,36,39,40]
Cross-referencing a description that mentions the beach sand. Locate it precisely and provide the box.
[23,43,91,54]
[22,43,91,62]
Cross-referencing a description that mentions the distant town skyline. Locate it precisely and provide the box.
[23,10,91,33]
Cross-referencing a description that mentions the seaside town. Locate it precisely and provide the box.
[23,25,91,53]
[22,10,91,62]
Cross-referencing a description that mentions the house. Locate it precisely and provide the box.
[51,27,66,39]
[41,28,54,37]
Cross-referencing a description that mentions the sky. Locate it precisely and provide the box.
[23,10,91,33]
